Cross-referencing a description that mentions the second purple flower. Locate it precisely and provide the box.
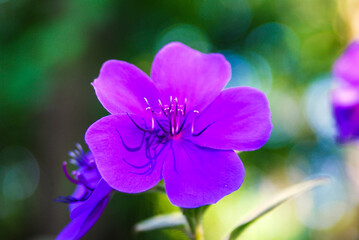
[85,42,272,208]
[332,41,359,143]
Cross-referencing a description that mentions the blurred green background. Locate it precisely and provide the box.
[1,0,359,239]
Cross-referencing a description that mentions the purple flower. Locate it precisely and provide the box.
[332,42,359,143]
[85,42,272,208]
[57,144,112,240]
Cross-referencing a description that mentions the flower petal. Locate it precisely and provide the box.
[70,179,112,220]
[162,140,244,208]
[93,60,160,116]
[85,114,165,194]
[151,42,231,112]
[333,41,359,86]
[332,87,359,142]
[68,185,88,213]
[184,87,272,151]
[56,196,109,240]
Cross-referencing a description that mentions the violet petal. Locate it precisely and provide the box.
[332,87,359,142]
[68,184,88,213]
[151,42,231,112]
[184,87,272,151]
[85,114,165,194]
[333,42,359,86]
[70,179,112,220]
[162,140,244,208]
[93,60,160,117]
[56,196,109,240]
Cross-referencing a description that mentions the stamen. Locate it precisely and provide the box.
[169,117,174,136]
[69,158,77,165]
[55,191,91,203]
[127,113,153,132]
[191,110,199,134]
[155,119,170,133]
[171,115,175,136]
[183,98,187,116]
[73,149,81,157]
[117,129,145,152]
[122,158,151,169]
[62,161,80,185]
[68,151,77,159]
[192,122,214,137]
[190,110,214,137]
[158,99,168,117]
[144,97,151,107]
[147,108,155,130]
[174,97,178,114]
[176,117,187,135]
[75,143,83,154]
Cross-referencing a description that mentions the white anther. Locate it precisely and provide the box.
[75,143,83,152]
[68,151,77,158]
[158,99,168,117]
[69,159,77,165]
[191,110,199,133]
[145,107,155,130]
[144,97,150,106]
[74,149,81,157]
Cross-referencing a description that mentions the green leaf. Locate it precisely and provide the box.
[226,177,330,240]
[135,213,187,232]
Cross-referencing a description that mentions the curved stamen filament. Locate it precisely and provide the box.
[158,99,168,117]
[127,113,153,132]
[146,107,155,130]
[192,122,214,137]
[117,129,145,152]
[155,119,170,134]
[176,116,187,135]
[191,110,214,137]
[62,161,80,185]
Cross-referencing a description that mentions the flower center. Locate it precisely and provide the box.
[154,96,187,138]
[119,97,214,175]
[126,96,214,138]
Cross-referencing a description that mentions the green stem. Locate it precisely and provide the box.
[182,206,209,240]
[194,223,204,240]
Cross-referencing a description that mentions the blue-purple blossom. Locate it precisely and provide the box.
[332,41,359,143]
[85,42,272,208]
[57,144,112,240]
